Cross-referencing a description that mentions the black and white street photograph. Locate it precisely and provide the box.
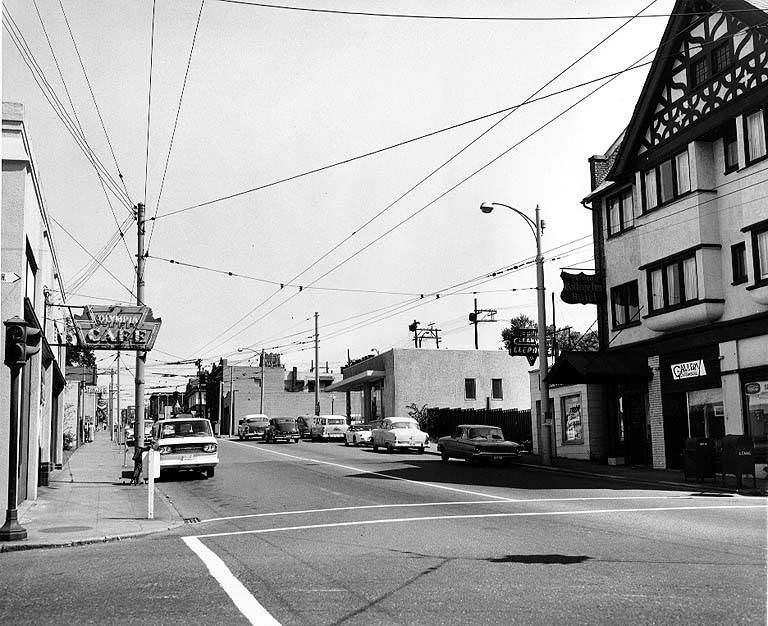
[1,1,767,624]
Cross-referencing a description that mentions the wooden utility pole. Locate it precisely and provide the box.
[135,202,146,449]
[260,348,265,413]
[314,312,319,416]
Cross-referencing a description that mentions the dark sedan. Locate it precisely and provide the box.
[437,424,520,464]
[265,417,300,443]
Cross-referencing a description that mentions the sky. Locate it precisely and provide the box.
[2,0,677,408]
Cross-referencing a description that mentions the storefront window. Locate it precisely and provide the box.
[744,381,768,460]
[561,394,584,444]
[687,388,724,439]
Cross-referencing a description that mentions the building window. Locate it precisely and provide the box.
[753,227,768,283]
[688,388,725,439]
[744,379,768,462]
[711,41,732,74]
[646,252,699,313]
[491,378,503,400]
[690,55,708,88]
[464,378,476,400]
[731,242,747,284]
[606,187,634,236]
[561,394,584,444]
[641,150,691,212]
[745,109,767,164]
[724,120,739,173]
[610,281,640,328]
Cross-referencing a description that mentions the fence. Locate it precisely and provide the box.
[424,407,532,444]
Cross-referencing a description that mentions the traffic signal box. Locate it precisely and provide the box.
[4,317,41,368]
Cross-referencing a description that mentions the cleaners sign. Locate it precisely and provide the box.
[671,359,707,380]
[66,305,161,351]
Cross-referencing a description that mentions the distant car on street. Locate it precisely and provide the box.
[310,415,348,441]
[296,416,313,439]
[238,414,269,441]
[371,417,428,454]
[344,423,373,447]
[266,417,300,443]
[152,417,218,478]
[437,424,521,464]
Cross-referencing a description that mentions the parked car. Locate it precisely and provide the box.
[310,415,349,441]
[125,421,154,446]
[152,417,219,478]
[437,424,521,464]
[371,417,428,453]
[238,414,269,441]
[266,417,300,443]
[344,423,373,447]
[296,416,313,439]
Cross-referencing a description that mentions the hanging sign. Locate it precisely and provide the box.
[671,359,707,380]
[560,271,603,305]
[66,305,161,351]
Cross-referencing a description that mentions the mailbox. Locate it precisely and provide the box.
[683,437,715,483]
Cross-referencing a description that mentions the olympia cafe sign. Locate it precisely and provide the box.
[66,305,161,351]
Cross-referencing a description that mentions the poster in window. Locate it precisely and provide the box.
[562,395,583,443]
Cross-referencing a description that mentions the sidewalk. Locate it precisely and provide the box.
[423,444,768,496]
[0,430,184,553]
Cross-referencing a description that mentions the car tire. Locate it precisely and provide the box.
[353,437,358,447]
[344,438,349,447]
[206,468,215,478]
[385,442,393,454]
[440,451,449,463]
[417,446,424,455]
[372,442,379,453]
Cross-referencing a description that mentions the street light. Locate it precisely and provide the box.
[480,201,551,466]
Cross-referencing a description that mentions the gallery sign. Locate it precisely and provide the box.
[66,305,161,351]
[671,359,707,380]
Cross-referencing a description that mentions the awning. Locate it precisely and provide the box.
[546,351,650,385]
[324,370,385,393]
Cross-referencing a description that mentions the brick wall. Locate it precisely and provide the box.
[647,355,666,468]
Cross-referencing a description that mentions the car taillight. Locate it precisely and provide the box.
[159,446,172,455]
[203,443,217,453]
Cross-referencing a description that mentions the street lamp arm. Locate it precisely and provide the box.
[489,202,538,239]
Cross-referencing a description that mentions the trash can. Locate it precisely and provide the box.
[720,435,756,490]
[683,437,715,482]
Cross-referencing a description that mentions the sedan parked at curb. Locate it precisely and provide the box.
[310,415,349,441]
[437,424,520,464]
[344,424,372,446]
[152,417,218,478]
[238,414,269,441]
[371,417,428,454]
[266,417,300,443]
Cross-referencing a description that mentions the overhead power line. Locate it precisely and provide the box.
[213,1,764,22]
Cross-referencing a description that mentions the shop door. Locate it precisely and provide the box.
[623,393,649,465]
[663,392,689,469]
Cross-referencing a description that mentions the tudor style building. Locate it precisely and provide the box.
[580,0,768,470]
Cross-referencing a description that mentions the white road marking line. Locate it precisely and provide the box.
[192,504,766,539]
[225,439,529,501]
[182,536,281,626]
[200,495,733,524]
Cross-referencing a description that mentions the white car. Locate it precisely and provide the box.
[310,415,349,441]
[371,417,428,454]
[152,417,219,478]
[344,424,373,447]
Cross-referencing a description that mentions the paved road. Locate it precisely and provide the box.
[1,438,765,625]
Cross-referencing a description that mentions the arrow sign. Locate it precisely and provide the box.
[1,272,21,284]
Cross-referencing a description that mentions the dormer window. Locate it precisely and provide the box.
[688,38,733,91]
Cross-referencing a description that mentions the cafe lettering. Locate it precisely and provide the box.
[67,305,161,351]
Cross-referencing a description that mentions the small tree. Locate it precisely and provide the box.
[66,345,96,368]
[406,402,429,431]
[501,314,599,354]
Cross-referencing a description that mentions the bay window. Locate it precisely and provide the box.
[645,252,699,313]
[610,281,640,328]
[641,149,691,212]
[745,109,767,164]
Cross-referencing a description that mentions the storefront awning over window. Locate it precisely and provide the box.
[546,351,651,384]
[324,370,385,393]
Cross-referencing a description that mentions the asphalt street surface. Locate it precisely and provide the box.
[1,438,765,625]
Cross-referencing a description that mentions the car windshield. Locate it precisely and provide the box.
[390,422,417,430]
[275,420,296,430]
[468,427,504,440]
[328,418,346,425]
[247,418,268,425]
[159,420,212,438]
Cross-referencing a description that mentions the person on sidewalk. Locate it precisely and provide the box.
[129,444,150,485]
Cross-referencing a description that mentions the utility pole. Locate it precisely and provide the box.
[116,351,122,445]
[109,368,114,441]
[469,299,498,349]
[260,348,265,413]
[314,312,319,416]
[229,365,234,436]
[135,202,146,449]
